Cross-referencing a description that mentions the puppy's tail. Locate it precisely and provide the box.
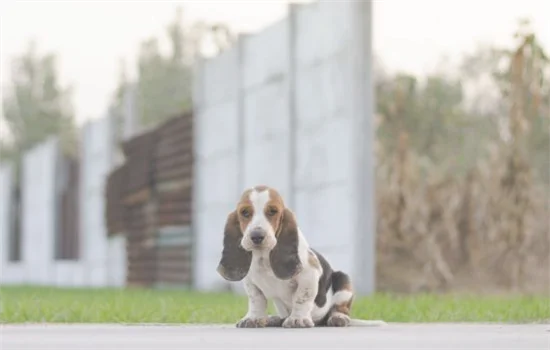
[349,318,387,327]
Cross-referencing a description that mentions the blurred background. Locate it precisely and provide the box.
[0,0,548,298]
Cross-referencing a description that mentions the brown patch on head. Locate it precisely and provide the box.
[265,188,285,235]
[235,188,254,232]
[259,186,286,233]
[216,211,252,281]
[234,185,286,233]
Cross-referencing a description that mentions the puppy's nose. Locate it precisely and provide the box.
[250,228,265,245]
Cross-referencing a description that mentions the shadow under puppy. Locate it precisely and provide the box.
[216,185,386,328]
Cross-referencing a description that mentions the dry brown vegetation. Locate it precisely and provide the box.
[375,27,549,295]
[375,138,549,295]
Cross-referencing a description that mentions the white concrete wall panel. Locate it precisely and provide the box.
[107,234,127,287]
[242,20,289,89]
[200,49,240,106]
[292,2,357,273]
[79,115,126,287]
[21,138,58,284]
[295,2,353,66]
[242,81,291,199]
[193,46,242,290]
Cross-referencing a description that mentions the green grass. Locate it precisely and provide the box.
[0,286,548,324]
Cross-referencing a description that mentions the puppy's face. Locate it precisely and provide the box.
[237,185,285,252]
[217,185,302,281]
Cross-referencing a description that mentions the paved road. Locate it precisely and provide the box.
[1,323,549,349]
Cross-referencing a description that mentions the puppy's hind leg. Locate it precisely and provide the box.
[327,271,387,327]
[326,271,353,327]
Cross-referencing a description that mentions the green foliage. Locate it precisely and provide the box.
[376,73,496,175]
[376,19,549,183]
[108,58,129,145]
[0,142,13,162]
[109,6,235,134]
[135,17,193,129]
[108,7,193,134]
[1,41,77,163]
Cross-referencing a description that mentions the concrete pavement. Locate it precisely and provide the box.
[1,323,549,349]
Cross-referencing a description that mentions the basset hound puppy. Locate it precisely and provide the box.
[216,185,386,328]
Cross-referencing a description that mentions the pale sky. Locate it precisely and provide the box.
[1,0,549,125]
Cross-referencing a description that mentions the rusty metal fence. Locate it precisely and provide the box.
[105,112,194,288]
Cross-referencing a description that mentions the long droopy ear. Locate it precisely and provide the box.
[216,211,252,281]
[269,208,303,280]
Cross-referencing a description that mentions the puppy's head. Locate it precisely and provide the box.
[216,185,302,281]
[237,185,285,251]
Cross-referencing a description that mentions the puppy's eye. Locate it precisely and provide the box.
[267,207,278,216]
[240,208,251,218]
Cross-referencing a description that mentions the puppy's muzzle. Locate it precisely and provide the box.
[249,228,266,245]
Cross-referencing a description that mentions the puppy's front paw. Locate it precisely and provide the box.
[236,316,268,328]
[282,315,314,328]
[266,315,285,327]
[327,313,351,327]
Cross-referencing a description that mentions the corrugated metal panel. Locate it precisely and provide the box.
[105,164,128,235]
[0,163,13,270]
[155,226,193,287]
[124,199,158,287]
[105,112,194,288]
[156,188,192,227]
[0,163,22,269]
[153,113,194,287]
[57,156,80,260]
[154,113,193,184]
[122,130,157,198]
[125,203,151,286]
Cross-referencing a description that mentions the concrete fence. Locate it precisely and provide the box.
[192,0,375,294]
[0,115,126,287]
[0,0,375,294]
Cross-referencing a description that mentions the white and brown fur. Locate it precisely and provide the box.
[216,185,386,328]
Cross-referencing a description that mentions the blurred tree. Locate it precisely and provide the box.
[107,58,129,146]
[502,19,549,185]
[1,41,77,162]
[109,6,235,132]
[376,19,548,181]
[375,71,496,174]
[0,140,13,162]
[461,18,549,184]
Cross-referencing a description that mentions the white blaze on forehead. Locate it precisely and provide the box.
[249,189,270,213]
[248,189,271,229]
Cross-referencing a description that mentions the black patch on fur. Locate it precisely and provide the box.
[315,269,354,327]
[217,211,252,281]
[309,248,333,308]
[269,208,302,280]
[331,270,352,294]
